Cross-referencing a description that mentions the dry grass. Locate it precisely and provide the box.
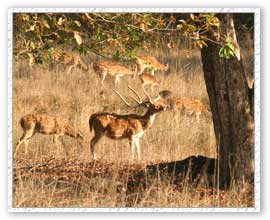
[12,48,253,208]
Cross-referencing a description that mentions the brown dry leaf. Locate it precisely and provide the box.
[74,32,82,45]
[27,53,35,65]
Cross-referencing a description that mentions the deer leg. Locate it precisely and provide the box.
[15,128,35,155]
[151,84,154,92]
[129,138,136,160]
[15,138,24,154]
[142,83,146,90]
[134,138,141,160]
[53,135,61,154]
[141,65,146,75]
[189,110,195,123]
[137,65,144,76]
[196,112,201,123]
[90,134,102,160]
[100,72,106,86]
[67,65,74,74]
[77,138,84,153]
[114,75,120,87]
[54,134,67,156]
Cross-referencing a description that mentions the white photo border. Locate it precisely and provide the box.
[7,7,260,212]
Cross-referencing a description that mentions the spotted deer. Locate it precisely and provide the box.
[174,98,212,122]
[135,55,169,76]
[92,60,135,86]
[49,50,88,74]
[88,86,169,160]
[15,114,84,155]
[59,52,89,74]
[155,90,212,122]
[139,73,161,91]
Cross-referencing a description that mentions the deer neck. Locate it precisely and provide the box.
[135,65,144,76]
[142,110,158,129]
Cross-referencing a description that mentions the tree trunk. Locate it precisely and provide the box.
[200,14,254,189]
[234,13,254,90]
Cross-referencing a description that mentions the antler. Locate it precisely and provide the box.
[128,85,142,104]
[114,86,157,109]
[113,89,132,107]
[142,87,154,104]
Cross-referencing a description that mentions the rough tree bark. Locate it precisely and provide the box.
[200,14,254,189]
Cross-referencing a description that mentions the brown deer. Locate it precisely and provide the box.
[154,90,211,122]
[139,73,161,91]
[15,114,84,155]
[135,55,169,76]
[174,98,212,122]
[88,87,169,160]
[92,60,135,86]
[60,52,89,74]
[50,50,89,74]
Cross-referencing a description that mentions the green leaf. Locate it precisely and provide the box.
[227,42,235,51]
[219,47,225,58]
[228,50,235,57]
[226,36,232,43]
[219,35,236,59]
[224,47,229,57]
[112,50,120,60]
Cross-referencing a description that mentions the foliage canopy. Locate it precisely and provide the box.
[13,12,246,66]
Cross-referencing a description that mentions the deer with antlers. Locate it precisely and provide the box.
[88,87,169,160]
[15,114,84,155]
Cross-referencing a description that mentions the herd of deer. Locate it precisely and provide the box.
[15,53,211,160]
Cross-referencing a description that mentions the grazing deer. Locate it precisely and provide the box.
[50,50,88,74]
[88,87,169,160]
[15,114,84,155]
[174,98,212,122]
[135,55,169,76]
[92,61,135,86]
[139,73,161,91]
[154,90,211,122]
